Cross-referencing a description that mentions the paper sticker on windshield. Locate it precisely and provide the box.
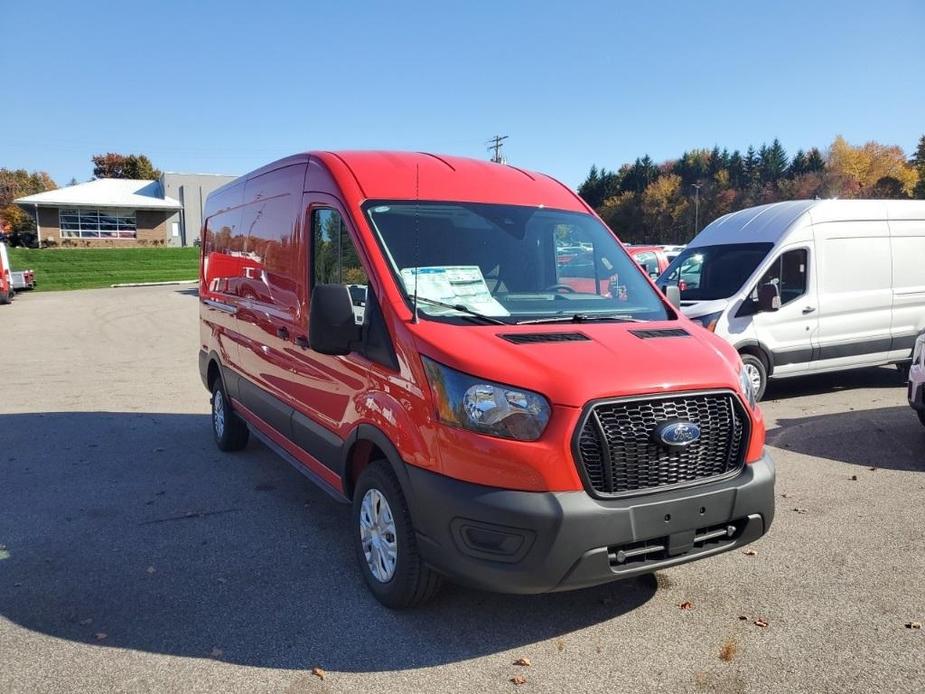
[400,266,510,316]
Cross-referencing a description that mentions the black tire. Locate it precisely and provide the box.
[897,362,911,383]
[0,290,10,305]
[740,353,768,402]
[918,410,925,428]
[352,460,442,608]
[211,378,249,451]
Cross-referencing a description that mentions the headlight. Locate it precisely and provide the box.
[691,311,722,332]
[422,357,551,441]
[738,361,757,409]
[914,335,925,365]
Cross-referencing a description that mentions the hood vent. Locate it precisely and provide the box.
[629,328,690,339]
[500,332,590,345]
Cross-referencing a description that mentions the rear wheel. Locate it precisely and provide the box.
[918,410,925,428]
[211,378,249,451]
[740,353,768,402]
[0,289,11,305]
[353,460,441,608]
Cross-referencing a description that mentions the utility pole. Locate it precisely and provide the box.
[487,135,509,164]
[691,183,703,237]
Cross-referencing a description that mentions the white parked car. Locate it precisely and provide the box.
[909,333,925,427]
[659,200,925,400]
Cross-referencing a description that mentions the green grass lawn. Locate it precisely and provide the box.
[7,247,200,292]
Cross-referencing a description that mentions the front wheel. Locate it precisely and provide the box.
[352,460,441,608]
[211,378,249,451]
[740,353,768,402]
[0,289,12,305]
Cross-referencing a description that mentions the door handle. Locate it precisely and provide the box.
[295,335,310,349]
[802,306,816,314]
[276,326,290,339]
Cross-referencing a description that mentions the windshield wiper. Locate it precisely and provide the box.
[516,313,643,325]
[414,297,507,325]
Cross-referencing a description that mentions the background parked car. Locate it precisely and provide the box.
[625,244,670,279]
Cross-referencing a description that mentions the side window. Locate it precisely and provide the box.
[312,208,369,324]
[755,249,808,306]
[633,251,659,278]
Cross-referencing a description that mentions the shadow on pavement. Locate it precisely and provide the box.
[767,405,924,471]
[0,412,654,671]
[763,365,906,401]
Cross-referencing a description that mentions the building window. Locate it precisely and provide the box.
[59,208,137,238]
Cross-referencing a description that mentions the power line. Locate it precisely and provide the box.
[487,135,509,164]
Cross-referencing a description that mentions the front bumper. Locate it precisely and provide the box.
[908,367,925,411]
[404,452,775,594]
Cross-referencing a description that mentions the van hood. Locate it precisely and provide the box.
[410,320,743,408]
[679,298,730,319]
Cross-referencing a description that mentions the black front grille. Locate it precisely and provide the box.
[575,392,747,496]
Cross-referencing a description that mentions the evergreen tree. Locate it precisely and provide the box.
[911,135,925,199]
[789,150,807,178]
[804,148,825,173]
[760,139,788,183]
[743,146,759,187]
[728,150,744,188]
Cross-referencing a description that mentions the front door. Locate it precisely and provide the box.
[748,246,819,375]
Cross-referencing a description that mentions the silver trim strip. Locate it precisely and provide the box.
[201,298,237,315]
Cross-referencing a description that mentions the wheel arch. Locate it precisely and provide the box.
[734,339,774,377]
[341,424,414,503]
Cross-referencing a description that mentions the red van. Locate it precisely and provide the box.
[199,152,774,608]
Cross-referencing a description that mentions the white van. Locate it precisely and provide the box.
[659,200,925,400]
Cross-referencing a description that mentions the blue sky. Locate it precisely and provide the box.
[2,1,923,188]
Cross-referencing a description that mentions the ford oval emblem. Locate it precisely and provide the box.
[654,420,701,447]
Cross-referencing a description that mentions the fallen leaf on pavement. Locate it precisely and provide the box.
[869,467,877,471]
[210,647,223,658]
[679,601,694,610]
[146,566,156,574]
[555,640,564,653]
[754,618,769,628]
[217,577,227,584]
[312,667,326,681]
[95,632,107,641]
[906,622,921,629]
[738,615,748,621]
[719,639,737,662]
[792,508,808,514]
[513,657,531,666]
[79,618,93,626]
[850,475,858,481]
[511,675,527,685]
[742,549,758,556]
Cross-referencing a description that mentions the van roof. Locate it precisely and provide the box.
[689,199,925,247]
[214,151,588,212]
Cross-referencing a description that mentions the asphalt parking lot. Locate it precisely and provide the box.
[1,285,923,694]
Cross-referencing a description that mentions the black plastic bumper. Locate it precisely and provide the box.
[908,380,924,411]
[403,452,775,594]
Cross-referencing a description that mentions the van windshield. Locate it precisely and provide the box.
[364,202,669,324]
[660,243,773,301]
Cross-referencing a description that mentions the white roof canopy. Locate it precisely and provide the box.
[15,179,181,210]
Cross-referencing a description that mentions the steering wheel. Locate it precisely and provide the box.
[544,283,577,293]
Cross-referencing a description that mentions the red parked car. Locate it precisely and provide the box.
[199,152,774,607]
[626,245,671,279]
[0,242,14,304]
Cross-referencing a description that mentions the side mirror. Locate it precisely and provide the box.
[663,284,681,309]
[757,283,781,312]
[309,284,360,355]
